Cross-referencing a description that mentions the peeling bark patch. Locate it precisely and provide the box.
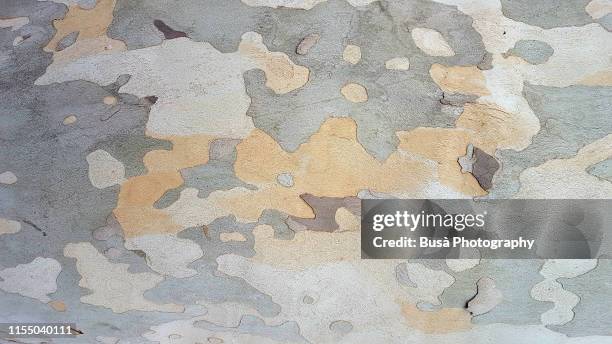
[471,147,500,191]
[459,144,499,191]
[296,33,320,55]
[153,19,187,39]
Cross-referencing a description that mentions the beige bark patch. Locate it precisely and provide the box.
[334,207,360,232]
[44,0,127,65]
[342,44,361,64]
[53,36,127,67]
[586,0,612,19]
[385,57,410,70]
[579,69,612,86]
[45,0,116,51]
[220,232,247,242]
[455,103,532,153]
[103,96,117,105]
[397,127,486,196]
[341,83,368,103]
[0,218,21,236]
[411,28,455,57]
[239,32,310,94]
[430,64,489,96]
[63,115,77,125]
[64,242,183,313]
[401,304,472,334]
[49,300,67,312]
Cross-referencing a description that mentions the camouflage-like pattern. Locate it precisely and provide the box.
[0,0,611,343]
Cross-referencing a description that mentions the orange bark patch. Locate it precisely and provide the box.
[46,0,116,51]
[113,135,213,237]
[430,64,489,96]
[232,117,485,220]
[45,0,127,65]
[579,70,612,86]
[48,300,67,312]
[401,303,472,334]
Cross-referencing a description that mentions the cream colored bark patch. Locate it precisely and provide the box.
[64,242,183,313]
[0,171,17,184]
[411,28,455,57]
[216,255,414,342]
[0,218,21,236]
[86,149,126,189]
[251,224,360,269]
[531,259,597,325]
[124,234,203,278]
[220,232,247,242]
[343,44,361,64]
[0,257,61,303]
[515,135,612,198]
[341,83,368,103]
[385,57,410,70]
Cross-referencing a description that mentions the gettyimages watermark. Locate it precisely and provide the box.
[361,199,612,259]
